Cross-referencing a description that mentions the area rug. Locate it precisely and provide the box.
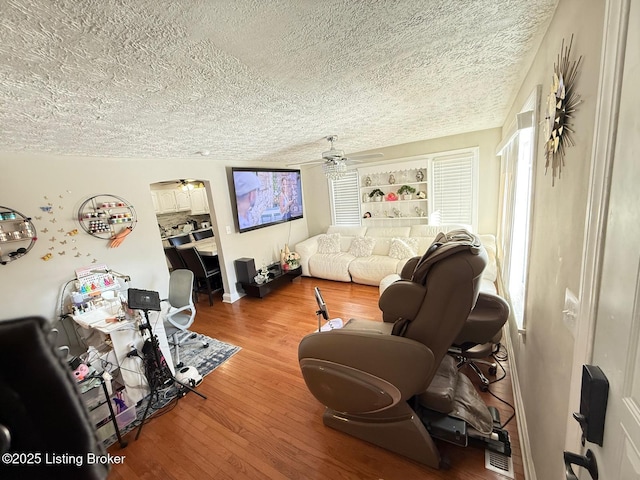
[103,331,240,448]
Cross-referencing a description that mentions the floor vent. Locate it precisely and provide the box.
[485,449,514,478]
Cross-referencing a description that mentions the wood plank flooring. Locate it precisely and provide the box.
[107,277,523,479]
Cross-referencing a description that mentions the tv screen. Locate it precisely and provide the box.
[231,167,304,233]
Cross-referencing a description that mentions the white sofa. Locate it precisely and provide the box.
[295,224,498,294]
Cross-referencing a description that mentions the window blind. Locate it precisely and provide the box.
[330,171,361,225]
[431,154,474,226]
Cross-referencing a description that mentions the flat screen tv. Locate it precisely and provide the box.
[231,167,304,233]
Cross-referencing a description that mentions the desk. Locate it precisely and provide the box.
[72,309,174,405]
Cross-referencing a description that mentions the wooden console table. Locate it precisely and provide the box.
[240,266,302,298]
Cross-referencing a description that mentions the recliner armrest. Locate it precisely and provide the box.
[378,280,426,323]
[299,330,435,401]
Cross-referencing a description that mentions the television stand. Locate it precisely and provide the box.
[240,265,301,298]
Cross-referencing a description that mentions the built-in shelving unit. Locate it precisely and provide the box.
[358,159,429,227]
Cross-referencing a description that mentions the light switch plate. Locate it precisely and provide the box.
[563,288,579,336]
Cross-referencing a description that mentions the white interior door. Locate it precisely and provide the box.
[576,2,640,478]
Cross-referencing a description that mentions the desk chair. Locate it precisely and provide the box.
[164,246,186,271]
[177,247,222,306]
[0,316,109,480]
[163,269,208,368]
[168,234,191,247]
[192,228,213,241]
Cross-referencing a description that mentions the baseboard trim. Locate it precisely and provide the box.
[502,321,536,480]
[223,291,244,303]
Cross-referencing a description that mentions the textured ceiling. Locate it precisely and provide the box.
[0,0,557,164]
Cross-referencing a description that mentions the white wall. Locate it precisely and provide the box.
[501,1,606,478]
[302,128,502,236]
[0,153,310,321]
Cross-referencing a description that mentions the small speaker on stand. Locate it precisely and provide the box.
[235,257,256,284]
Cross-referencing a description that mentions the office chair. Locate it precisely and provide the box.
[298,230,511,469]
[0,316,109,480]
[164,246,186,271]
[168,234,191,247]
[192,228,213,241]
[162,269,208,368]
[177,247,222,306]
[449,292,509,391]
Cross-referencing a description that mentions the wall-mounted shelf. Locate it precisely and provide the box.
[77,195,137,240]
[0,206,37,265]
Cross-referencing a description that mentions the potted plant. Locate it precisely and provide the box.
[369,188,385,202]
[397,185,416,200]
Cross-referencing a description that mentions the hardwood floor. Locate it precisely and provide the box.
[107,277,523,479]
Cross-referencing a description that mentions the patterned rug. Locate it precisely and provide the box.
[103,332,240,448]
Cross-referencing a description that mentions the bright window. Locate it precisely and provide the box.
[329,171,361,225]
[497,88,538,332]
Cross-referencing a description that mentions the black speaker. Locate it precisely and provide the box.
[235,257,256,284]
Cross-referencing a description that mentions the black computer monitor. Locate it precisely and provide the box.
[127,288,161,311]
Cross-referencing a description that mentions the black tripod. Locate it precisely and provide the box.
[134,309,206,440]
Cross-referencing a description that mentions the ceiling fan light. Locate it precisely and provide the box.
[323,160,347,180]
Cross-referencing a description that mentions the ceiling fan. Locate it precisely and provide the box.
[294,135,384,179]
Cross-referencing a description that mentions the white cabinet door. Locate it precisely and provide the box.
[150,191,160,214]
[157,191,177,213]
[174,190,191,211]
[189,188,209,214]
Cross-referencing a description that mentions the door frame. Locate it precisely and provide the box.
[564,0,631,452]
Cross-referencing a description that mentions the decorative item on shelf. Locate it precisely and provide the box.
[362,192,370,203]
[392,208,402,218]
[388,174,396,185]
[415,206,427,217]
[280,244,300,271]
[386,192,398,202]
[416,169,425,182]
[397,185,416,200]
[416,191,427,199]
[254,264,270,284]
[369,188,385,202]
[544,34,582,186]
[364,176,372,187]
[363,211,371,219]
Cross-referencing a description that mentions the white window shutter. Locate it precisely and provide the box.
[431,154,475,227]
[330,171,361,225]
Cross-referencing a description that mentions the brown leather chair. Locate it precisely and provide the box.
[192,228,213,241]
[164,246,186,271]
[298,230,509,469]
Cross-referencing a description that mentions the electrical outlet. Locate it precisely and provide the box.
[226,225,232,234]
[563,288,579,336]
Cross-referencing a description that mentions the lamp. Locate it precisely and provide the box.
[322,159,348,180]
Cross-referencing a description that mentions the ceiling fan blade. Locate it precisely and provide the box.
[286,158,326,166]
[345,153,384,162]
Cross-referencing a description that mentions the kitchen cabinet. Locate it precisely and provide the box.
[155,189,193,214]
[150,191,160,214]
[189,188,209,214]
[175,190,191,211]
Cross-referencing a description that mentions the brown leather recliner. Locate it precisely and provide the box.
[298,230,510,469]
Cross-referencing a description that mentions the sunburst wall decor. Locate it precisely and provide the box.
[544,34,582,185]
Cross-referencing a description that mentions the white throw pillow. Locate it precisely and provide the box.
[317,233,341,254]
[388,237,419,259]
[348,236,376,257]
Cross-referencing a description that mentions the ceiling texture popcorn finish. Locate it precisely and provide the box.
[0,0,558,164]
